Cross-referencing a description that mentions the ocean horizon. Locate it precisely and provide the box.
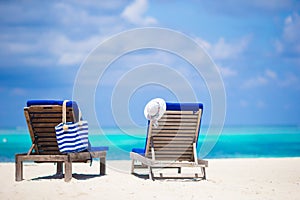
[0,125,300,162]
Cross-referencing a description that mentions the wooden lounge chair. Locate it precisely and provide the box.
[15,100,108,182]
[130,102,208,180]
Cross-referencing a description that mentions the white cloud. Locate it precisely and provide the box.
[250,0,293,11]
[242,69,300,89]
[240,99,266,110]
[2,31,107,66]
[121,0,157,26]
[11,88,27,96]
[240,100,248,107]
[242,69,277,88]
[283,13,300,43]
[196,36,251,60]
[242,76,268,88]
[256,100,266,108]
[0,1,129,67]
[265,69,277,79]
[213,37,250,60]
[46,34,106,66]
[278,73,299,88]
[54,2,121,29]
[201,0,295,16]
[275,13,300,56]
[63,0,126,10]
[219,66,237,77]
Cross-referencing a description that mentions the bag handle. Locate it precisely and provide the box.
[62,100,68,124]
[62,100,82,124]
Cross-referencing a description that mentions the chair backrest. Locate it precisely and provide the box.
[144,103,203,162]
[24,100,78,155]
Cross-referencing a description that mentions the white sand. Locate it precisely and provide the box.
[0,158,299,200]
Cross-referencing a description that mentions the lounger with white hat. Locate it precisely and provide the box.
[130,99,208,180]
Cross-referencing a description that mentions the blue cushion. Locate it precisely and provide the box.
[132,148,145,156]
[27,100,76,107]
[88,146,109,151]
[166,102,203,111]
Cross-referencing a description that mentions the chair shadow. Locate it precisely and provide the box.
[31,173,104,181]
[131,172,205,182]
[131,172,149,180]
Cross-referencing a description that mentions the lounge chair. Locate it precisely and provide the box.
[15,100,108,182]
[130,102,208,180]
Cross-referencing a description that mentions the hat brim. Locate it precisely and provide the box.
[144,98,166,120]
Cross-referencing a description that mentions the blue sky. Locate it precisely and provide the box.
[0,0,300,128]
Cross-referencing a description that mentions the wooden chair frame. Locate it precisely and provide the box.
[15,104,107,182]
[131,107,208,180]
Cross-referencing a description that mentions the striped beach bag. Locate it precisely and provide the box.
[55,100,89,153]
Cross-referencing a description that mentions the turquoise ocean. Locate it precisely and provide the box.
[1,125,300,162]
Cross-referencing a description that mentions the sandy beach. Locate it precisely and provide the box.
[0,158,299,200]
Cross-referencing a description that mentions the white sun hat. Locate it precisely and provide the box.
[144,98,166,127]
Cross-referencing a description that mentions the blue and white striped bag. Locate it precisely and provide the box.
[55,100,89,153]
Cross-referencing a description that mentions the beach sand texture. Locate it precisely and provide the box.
[0,158,299,200]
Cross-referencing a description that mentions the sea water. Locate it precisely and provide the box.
[0,126,300,162]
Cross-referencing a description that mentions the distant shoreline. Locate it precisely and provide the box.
[1,126,300,161]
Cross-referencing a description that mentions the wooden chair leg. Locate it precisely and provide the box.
[15,155,23,181]
[100,156,106,175]
[64,161,72,182]
[56,162,63,175]
[131,159,135,174]
[149,166,154,181]
[202,167,206,180]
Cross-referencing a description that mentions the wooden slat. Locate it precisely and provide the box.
[34,132,56,137]
[31,118,62,123]
[28,106,63,112]
[157,121,198,126]
[32,127,56,132]
[38,151,61,155]
[38,149,59,153]
[153,154,193,158]
[152,134,196,138]
[153,144,193,149]
[37,141,58,146]
[31,123,60,128]
[154,146,193,151]
[151,151,193,156]
[152,133,195,137]
[153,136,194,141]
[152,129,196,133]
[159,118,198,122]
[37,144,59,148]
[28,106,72,111]
[150,148,193,153]
[36,137,57,142]
[152,139,193,143]
[164,110,197,115]
[30,113,62,118]
[161,115,198,119]
[151,156,192,161]
[153,126,196,130]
